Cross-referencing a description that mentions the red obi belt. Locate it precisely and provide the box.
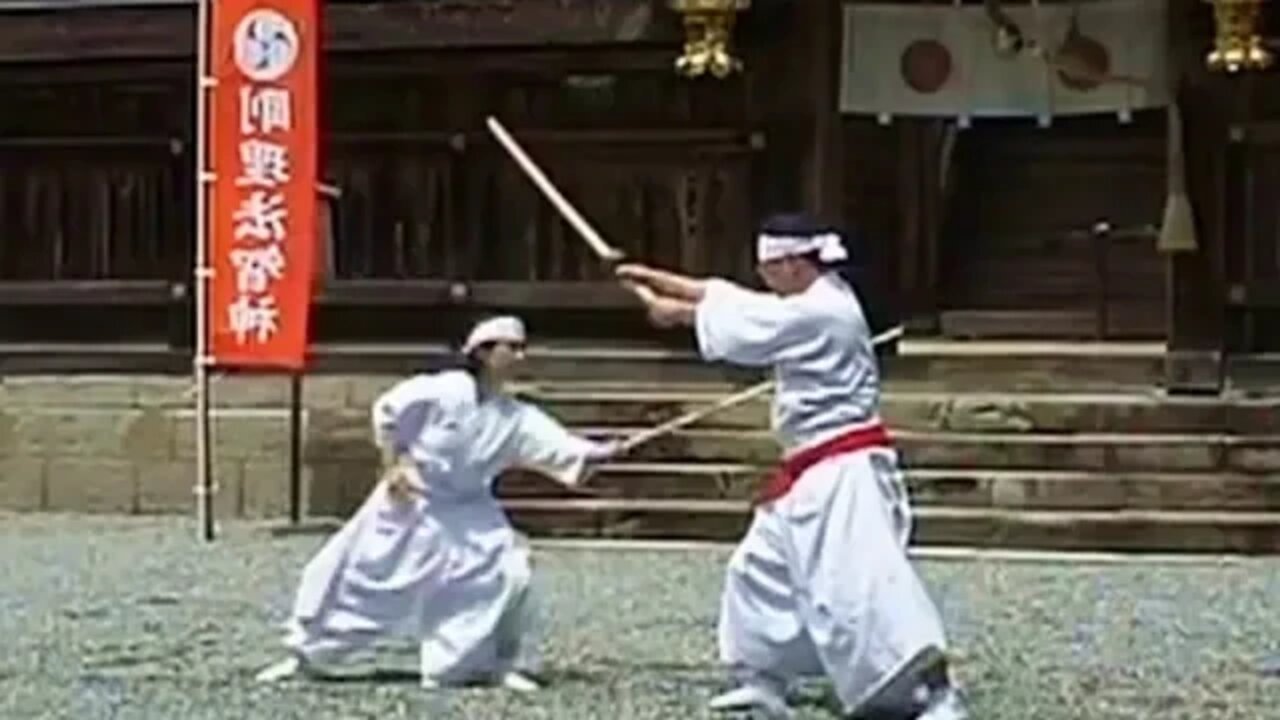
[755,423,893,505]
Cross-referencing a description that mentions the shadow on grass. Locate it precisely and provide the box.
[302,665,613,688]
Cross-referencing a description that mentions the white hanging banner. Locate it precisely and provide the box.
[838,0,1170,119]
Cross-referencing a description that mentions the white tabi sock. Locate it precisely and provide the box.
[254,655,339,683]
[254,657,302,683]
[709,673,793,720]
[499,670,541,693]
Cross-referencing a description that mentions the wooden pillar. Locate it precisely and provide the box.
[741,0,841,219]
[802,0,844,220]
[1164,5,1228,393]
[1166,84,1229,392]
[893,119,947,330]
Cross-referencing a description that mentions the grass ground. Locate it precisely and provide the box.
[2,513,1278,719]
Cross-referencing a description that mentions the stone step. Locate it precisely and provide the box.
[881,343,1166,392]
[502,498,1280,554]
[521,389,1280,435]
[499,465,1280,511]
[318,339,1168,392]
[575,428,1280,473]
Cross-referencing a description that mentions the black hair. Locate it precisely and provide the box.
[422,339,481,373]
[422,312,496,379]
[758,212,827,248]
[833,229,901,360]
[460,348,487,377]
[416,339,490,404]
[758,212,900,356]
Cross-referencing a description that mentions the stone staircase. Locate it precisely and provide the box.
[494,340,1280,553]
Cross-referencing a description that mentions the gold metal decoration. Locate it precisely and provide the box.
[668,0,751,79]
[1206,0,1272,73]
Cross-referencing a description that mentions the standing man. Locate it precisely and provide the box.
[616,213,966,720]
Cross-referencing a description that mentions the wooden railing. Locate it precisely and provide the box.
[324,128,760,282]
[0,56,763,370]
[0,135,188,283]
[0,127,761,369]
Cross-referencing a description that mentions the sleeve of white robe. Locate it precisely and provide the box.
[694,278,815,367]
[509,403,608,488]
[369,373,468,453]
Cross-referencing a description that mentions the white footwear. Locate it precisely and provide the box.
[420,675,441,690]
[255,655,345,683]
[917,687,968,720]
[254,657,302,683]
[499,671,541,693]
[708,684,794,719]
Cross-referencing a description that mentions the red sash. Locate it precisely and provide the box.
[755,423,893,505]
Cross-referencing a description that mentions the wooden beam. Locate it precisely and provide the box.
[326,48,677,77]
[0,50,679,84]
[316,280,638,310]
[329,128,762,152]
[0,342,188,374]
[939,310,1103,340]
[0,339,722,377]
[0,60,188,85]
[0,0,679,63]
[0,279,643,310]
[0,136,179,149]
[0,280,173,305]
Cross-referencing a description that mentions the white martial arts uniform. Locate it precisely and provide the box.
[274,369,608,686]
[696,271,960,718]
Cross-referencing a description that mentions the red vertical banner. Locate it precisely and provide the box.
[208,0,319,369]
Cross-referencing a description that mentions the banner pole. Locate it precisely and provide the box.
[195,0,216,542]
[288,373,303,525]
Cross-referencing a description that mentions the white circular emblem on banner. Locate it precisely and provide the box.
[233,10,301,83]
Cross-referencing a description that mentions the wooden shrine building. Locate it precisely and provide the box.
[0,0,1275,392]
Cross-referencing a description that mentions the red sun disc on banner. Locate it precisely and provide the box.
[901,39,953,94]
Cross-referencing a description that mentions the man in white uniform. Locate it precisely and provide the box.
[616,214,966,720]
[255,316,618,691]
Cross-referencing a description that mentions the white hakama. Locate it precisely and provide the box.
[277,370,604,686]
[695,274,957,717]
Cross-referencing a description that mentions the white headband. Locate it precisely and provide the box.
[462,316,526,355]
[756,232,848,263]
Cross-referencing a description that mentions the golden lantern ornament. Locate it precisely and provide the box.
[668,0,751,79]
[1206,0,1273,72]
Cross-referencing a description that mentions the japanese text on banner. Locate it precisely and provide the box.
[209,1,318,369]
